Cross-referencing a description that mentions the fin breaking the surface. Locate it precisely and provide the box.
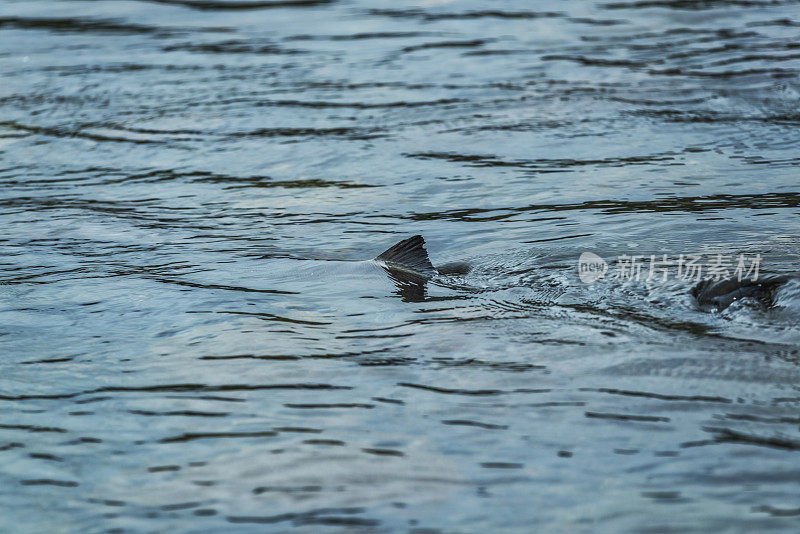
[375,235,436,276]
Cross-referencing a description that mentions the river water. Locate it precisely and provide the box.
[2,0,800,532]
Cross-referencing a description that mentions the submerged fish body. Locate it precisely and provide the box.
[691,274,794,311]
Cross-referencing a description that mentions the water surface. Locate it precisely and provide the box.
[2,0,800,531]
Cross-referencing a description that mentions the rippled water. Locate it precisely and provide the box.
[2,0,800,531]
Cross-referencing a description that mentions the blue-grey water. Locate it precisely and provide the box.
[2,0,800,532]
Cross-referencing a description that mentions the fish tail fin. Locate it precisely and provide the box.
[375,235,435,275]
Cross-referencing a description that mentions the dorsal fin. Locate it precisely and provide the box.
[375,235,435,275]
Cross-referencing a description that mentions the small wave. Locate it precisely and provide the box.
[139,0,336,10]
[0,16,181,36]
[367,9,564,21]
[163,40,305,54]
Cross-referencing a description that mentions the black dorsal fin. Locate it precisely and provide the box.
[375,235,435,275]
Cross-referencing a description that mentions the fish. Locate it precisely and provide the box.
[376,235,469,278]
[691,274,793,311]
[377,236,794,312]
[374,235,469,301]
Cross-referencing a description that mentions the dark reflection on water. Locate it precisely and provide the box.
[2,0,800,531]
